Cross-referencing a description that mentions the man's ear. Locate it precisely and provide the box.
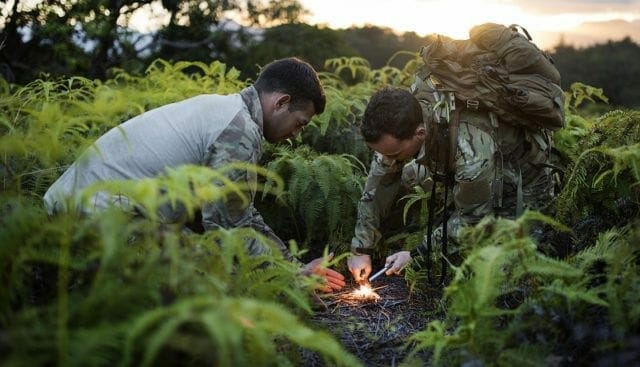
[414,124,427,140]
[275,94,291,109]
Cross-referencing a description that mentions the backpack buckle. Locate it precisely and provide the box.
[466,99,480,110]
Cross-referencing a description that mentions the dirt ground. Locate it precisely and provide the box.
[309,275,443,366]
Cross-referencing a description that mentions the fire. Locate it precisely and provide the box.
[352,284,381,301]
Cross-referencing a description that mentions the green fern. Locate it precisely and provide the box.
[556,107,640,221]
[260,146,365,246]
[123,296,361,367]
[496,344,553,367]
[407,212,607,364]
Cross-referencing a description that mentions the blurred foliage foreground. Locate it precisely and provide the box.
[1,58,639,366]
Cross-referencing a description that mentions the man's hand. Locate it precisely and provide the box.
[385,251,412,275]
[302,253,346,292]
[348,254,372,284]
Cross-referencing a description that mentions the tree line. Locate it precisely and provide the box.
[2,0,639,107]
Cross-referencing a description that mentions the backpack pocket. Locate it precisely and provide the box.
[504,74,565,130]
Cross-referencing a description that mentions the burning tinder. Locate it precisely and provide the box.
[351,284,381,301]
[329,283,386,306]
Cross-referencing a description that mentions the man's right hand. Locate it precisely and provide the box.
[385,251,412,275]
[347,254,372,284]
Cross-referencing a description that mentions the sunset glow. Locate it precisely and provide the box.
[301,0,640,49]
[120,0,640,50]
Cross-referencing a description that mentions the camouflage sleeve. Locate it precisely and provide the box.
[201,116,297,263]
[448,121,497,240]
[351,153,404,252]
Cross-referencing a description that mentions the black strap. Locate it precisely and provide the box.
[410,105,459,287]
[426,172,438,284]
[411,123,449,287]
[440,176,450,286]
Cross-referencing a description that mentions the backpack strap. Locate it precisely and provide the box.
[516,166,524,216]
[448,103,460,181]
[410,90,459,286]
[508,24,533,41]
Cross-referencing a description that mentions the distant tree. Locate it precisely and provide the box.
[1,0,85,81]
[342,26,402,68]
[78,0,151,79]
[233,23,357,78]
[0,0,308,83]
[0,0,152,81]
[342,26,425,68]
[551,37,640,108]
[151,0,308,66]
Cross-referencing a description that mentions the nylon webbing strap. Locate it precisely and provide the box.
[439,105,460,286]
[509,24,532,40]
[441,178,450,286]
[425,174,437,284]
[412,94,459,287]
[516,166,524,217]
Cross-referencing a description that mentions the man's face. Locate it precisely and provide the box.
[367,132,424,162]
[264,101,315,143]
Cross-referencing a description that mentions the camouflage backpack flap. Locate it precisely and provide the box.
[470,23,561,82]
[418,33,491,97]
[418,23,565,131]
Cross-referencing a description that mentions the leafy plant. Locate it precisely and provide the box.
[556,107,640,222]
[259,146,366,249]
[0,181,356,366]
[406,207,640,366]
[554,82,608,160]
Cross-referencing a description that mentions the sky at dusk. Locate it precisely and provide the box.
[299,0,640,49]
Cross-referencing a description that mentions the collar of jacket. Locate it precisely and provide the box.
[415,139,428,165]
[414,122,453,182]
[240,86,263,132]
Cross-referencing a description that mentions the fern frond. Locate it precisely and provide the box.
[541,279,609,307]
[497,344,553,367]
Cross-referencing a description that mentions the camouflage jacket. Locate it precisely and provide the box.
[44,86,295,261]
[351,105,556,252]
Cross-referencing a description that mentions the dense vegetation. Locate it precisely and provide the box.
[2,2,640,365]
[1,54,639,365]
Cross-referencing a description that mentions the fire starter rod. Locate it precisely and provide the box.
[368,263,392,282]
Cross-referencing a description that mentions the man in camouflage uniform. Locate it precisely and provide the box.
[348,87,555,283]
[44,57,346,292]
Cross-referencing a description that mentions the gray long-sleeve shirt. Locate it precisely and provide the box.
[44,86,294,260]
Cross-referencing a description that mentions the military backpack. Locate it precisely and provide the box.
[410,22,565,184]
[413,23,564,132]
[409,23,565,285]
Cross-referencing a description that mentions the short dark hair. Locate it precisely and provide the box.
[361,87,423,143]
[254,57,326,115]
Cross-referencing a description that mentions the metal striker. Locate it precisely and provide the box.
[368,263,392,282]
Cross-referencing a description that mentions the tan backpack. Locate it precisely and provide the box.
[409,24,565,285]
[414,23,565,132]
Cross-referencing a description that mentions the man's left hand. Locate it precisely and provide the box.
[302,253,346,292]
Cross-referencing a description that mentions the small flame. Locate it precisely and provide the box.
[352,284,380,301]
